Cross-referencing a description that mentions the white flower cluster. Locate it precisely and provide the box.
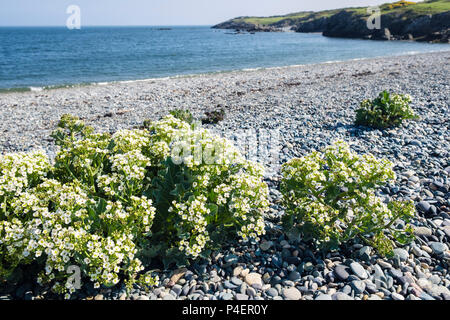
[1,170,157,297]
[112,129,150,152]
[174,195,210,258]
[1,114,270,297]
[0,150,49,204]
[97,149,151,197]
[148,116,269,258]
[281,140,413,249]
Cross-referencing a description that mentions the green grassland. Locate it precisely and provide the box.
[228,0,450,26]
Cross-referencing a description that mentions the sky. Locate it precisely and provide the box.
[0,0,408,26]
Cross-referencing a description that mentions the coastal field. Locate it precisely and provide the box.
[1,51,449,300]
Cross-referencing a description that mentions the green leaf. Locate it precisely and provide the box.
[96,198,107,214]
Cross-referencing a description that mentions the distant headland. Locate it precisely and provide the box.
[212,0,450,43]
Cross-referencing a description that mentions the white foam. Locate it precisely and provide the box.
[29,86,44,92]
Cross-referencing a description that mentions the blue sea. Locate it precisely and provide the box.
[0,26,449,92]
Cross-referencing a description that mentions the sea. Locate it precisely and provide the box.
[0,26,449,92]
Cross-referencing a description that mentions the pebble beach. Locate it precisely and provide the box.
[1,50,449,300]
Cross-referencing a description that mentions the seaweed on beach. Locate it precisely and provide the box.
[202,107,226,125]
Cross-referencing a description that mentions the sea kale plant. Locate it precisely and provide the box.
[280,140,415,256]
[169,108,195,125]
[355,90,418,129]
[0,114,269,298]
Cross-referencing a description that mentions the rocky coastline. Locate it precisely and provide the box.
[212,4,450,43]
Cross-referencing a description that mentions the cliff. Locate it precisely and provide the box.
[212,0,450,43]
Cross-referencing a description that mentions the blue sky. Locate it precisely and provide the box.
[0,0,404,26]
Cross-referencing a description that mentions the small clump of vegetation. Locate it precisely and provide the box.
[202,108,226,125]
[355,90,418,129]
[280,140,415,257]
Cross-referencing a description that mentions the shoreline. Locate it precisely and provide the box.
[1,49,449,95]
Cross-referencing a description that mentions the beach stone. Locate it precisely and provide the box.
[303,262,314,272]
[359,246,371,260]
[417,278,432,290]
[266,288,278,297]
[350,262,368,279]
[235,294,249,301]
[443,226,450,238]
[404,170,415,178]
[231,276,243,286]
[162,293,176,300]
[389,268,403,279]
[342,285,352,295]
[315,294,332,300]
[429,242,448,255]
[288,271,301,282]
[391,292,405,301]
[429,275,441,285]
[224,254,239,264]
[417,201,431,213]
[233,266,243,277]
[240,282,247,294]
[260,241,273,251]
[350,280,366,294]
[419,292,436,300]
[262,273,271,284]
[246,287,256,298]
[245,273,262,287]
[431,181,446,191]
[414,227,432,237]
[377,260,392,269]
[241,269,250,277]
[169,268,187,286]
[412,246,423,257]
[221,293,234,300]
[393,248,409,261]
[372,268,386,287]
[334,265,350,281]
[118,293,127,300]
[428,285,450,298]
[421,245,433,254]
[282,287,302,300]
[224,280,238,290]
[333,292,354,301]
